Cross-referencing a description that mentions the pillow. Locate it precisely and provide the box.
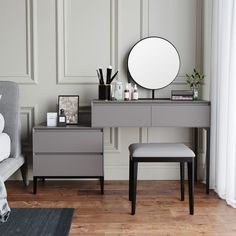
[0,114,4,133]
[0,133,11,162]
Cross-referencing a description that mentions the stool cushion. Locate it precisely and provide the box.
[129,143,195,158]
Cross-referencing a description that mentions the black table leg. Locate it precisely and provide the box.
[33,177,37,194]
[100,176,104,195]
[180,162,185,201]
[194,128,198,181]
[206,128,210,194]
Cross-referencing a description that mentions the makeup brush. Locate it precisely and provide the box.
[106,65,112,84]
[109,70,119,84]
[96,69,101,84]
[99,67,104,84]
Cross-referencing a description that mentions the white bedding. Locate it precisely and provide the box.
[0,133,10,162]
[0,113,11,162]
[0,177,10,223]
[0,113,4,133]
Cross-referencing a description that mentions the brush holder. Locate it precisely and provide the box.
[98,84,111,100]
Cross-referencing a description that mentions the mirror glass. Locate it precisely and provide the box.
[128,37,180,90]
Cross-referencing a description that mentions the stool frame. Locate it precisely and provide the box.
[129,156,194,215]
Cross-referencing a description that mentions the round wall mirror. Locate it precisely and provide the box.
[128,37,180,90]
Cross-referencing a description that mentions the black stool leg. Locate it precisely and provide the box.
[187,161,194,215]
[131,161,138,215]
[129,156,133,201]
[180,162,185,201]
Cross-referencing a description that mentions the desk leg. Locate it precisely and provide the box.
[206,128,210,194]
[100,176,104,195]
[194,128,198,182]
[33,177,37,194]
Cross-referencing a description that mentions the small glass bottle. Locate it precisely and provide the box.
[132,84,139,100]
[114,81,123,100]
[58,109,67,127]
[193,85,199,100]
[124,84,130,101]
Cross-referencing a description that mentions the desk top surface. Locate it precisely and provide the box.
[92,99,210,105]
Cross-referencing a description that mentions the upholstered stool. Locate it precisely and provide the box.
[129,143,195,215]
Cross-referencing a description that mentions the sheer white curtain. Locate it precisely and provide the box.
[210,0,236,207]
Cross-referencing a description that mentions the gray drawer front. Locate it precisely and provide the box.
[151,104,210,127]
[33,154,103,176]
[92,104,151,127]
[33,130,103,153]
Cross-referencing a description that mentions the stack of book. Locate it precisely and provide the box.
[171,90,193,101]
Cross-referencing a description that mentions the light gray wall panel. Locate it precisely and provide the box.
[0,0,204,180]
[149,0,197,76]
[57,0,117,84]
[0,0,27,76]
[0,0,36,83]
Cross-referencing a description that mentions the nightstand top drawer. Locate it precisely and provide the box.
[33,129,103,153]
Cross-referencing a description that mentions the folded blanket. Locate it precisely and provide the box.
[0,113,4,133]
[0,177,10,223]
[0,133,11,162]
[0,199,10,223]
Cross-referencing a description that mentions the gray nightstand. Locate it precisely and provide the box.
[32,124,104,194]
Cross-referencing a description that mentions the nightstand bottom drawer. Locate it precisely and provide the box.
[33,154,103,176]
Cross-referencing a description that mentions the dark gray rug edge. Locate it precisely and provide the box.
[0,208,74,236]
[55,208,74,236]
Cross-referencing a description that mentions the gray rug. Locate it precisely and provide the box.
[0,208,74,236]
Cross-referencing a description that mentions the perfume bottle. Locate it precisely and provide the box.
[132,84,139,100]
[124,84,130,101]
[58,109,66,127]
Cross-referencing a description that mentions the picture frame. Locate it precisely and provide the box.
[58,95,79,125]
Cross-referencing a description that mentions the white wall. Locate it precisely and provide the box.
[0,0,205,180]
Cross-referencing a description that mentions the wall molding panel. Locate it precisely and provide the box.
[148,0,199,81]
[20,106,36,147]
[139,0,193,85]
[104,128,121,153]
[56,0,118,84]
[139,128,148,143]
[140,0,149,38]
[0,0,37,84]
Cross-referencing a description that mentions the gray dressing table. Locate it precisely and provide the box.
[91,99,211,193]
[32,37,211,195]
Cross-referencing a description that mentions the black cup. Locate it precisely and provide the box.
[99,85,111,100]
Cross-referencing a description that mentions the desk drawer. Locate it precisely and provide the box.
[92,104,151,127]
[33,154,103,176]
[152,104,210,127]
[33,130,103,153]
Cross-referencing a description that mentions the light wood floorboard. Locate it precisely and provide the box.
[6,180,236,236]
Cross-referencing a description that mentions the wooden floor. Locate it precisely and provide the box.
[6,180,236,236]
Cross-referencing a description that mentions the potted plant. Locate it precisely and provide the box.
[186,69,204,100]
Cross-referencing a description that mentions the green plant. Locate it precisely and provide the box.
[186,69,205,88]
